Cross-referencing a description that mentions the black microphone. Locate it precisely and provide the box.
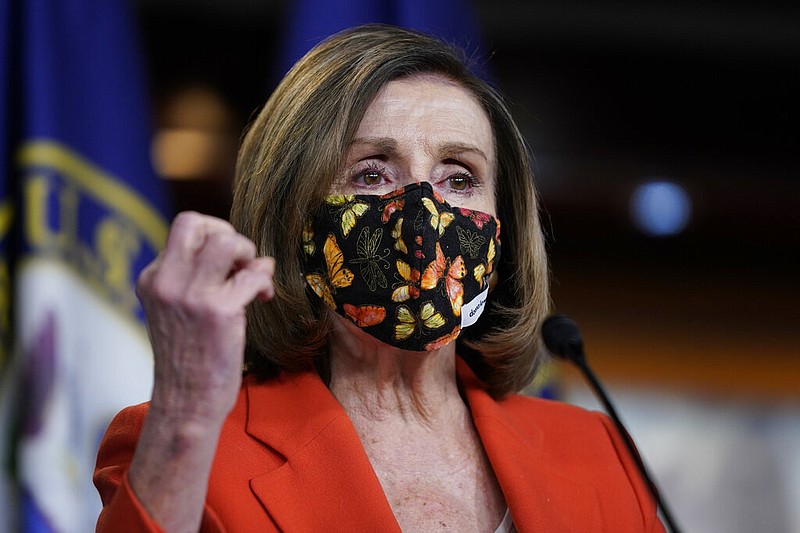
[541,314,683,533]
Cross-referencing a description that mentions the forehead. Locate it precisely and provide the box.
[355,74,494,157]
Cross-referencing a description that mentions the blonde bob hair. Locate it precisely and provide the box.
[231,24,550,397]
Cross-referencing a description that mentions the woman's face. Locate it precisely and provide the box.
[335,74,497,216]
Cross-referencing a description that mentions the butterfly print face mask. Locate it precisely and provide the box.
[303,181,500,352]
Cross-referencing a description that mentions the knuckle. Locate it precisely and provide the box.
[143,280,218,318]
[170,211,202,233]
[137,258,165,299]
[148,275,182,303]
[240,236,258,257]
[204,231,256,259]
[168,212,236,248]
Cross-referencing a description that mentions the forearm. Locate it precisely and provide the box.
[114,212,274,532]
[127,404,226,533]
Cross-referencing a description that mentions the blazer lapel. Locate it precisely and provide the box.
[244,371,401,532]
[458,359,602,532]
[241,361,601,532]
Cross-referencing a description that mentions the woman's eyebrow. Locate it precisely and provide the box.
[437,141,488,162]
[349,137,399,157]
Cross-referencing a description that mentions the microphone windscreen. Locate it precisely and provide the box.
[541,314,585,362]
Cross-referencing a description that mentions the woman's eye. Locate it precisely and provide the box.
[349,162,388,187]
[447,173,474,191]
[362,169,381,186]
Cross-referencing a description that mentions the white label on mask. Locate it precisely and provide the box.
[461,287,489,329]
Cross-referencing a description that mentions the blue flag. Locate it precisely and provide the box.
[1,0,17,366]
[277,0,490,81]
[0,0,170,531]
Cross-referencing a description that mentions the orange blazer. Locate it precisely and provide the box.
[95,358,665,532]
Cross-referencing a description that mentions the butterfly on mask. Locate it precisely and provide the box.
[458,207,493,230]
[391,217,407,254]
[305,233,354,309]
[421,242,466,316]
[379,187,406,224]
[394,301,446,341]
[326,194,370,238]
[472,237,496,290]
[391,259,421,302]
[302,219,316,255]
[343,303,386,327]
[423,325,461,351]
[418,197,454,236]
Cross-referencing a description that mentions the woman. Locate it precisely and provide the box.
[94,24,664,532]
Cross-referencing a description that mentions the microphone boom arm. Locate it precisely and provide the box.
[541,314,683,533]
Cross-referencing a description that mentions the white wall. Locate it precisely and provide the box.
[566,384,800,533]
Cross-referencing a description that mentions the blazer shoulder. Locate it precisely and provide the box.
[492,394,663,531]
[498,393,605,429]
[492,393,631,459]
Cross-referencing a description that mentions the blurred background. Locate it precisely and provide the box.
[135,1,800,531]
[136,0,799,397]
[2,0,797,531]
